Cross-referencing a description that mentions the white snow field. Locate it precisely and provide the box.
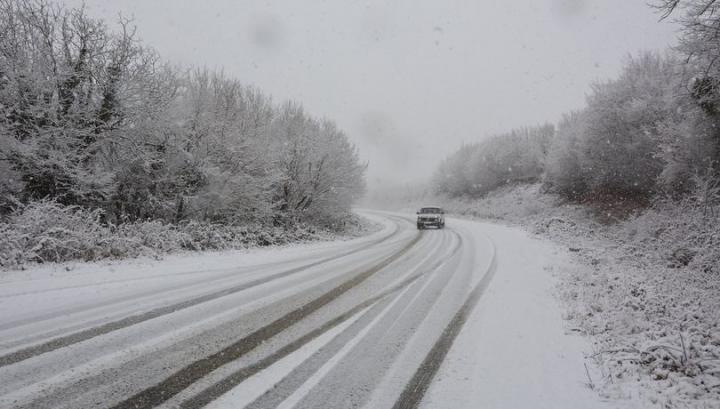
[0,211,611,409]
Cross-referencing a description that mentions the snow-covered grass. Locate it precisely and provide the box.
[428,184,720,408]
[0,201,376,270]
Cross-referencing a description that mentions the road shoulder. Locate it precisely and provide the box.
[422,219,616,409]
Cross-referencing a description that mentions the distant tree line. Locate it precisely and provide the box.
[433,125,553,198]
[0,0,365,229]
[434,2,720,203]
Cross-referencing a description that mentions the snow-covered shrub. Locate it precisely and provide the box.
[116,221,191,253]
[174,221,281,250]
[0,224,26,267]
[0,137,23,216]
[622,175,720,275]
[0,201,362,270]
[0,201,144,267]
[176,221,231,250]
[655,109,720,195]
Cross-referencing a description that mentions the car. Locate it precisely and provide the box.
[416,206,445,229]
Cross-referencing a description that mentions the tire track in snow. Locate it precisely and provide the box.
[184,231,462,409]
[0,219,406,369]
[181,272,415,409]
[392,232,497,409]
[240,230,464,409]
[108,229,423,409]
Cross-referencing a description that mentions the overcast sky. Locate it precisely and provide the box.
[67,0,678,188]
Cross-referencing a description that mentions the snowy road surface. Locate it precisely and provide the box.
[0,211,610,409]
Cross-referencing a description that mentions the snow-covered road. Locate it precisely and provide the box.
[0,211,610,409]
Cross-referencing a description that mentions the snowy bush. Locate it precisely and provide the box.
[0,201,363,270]
[623,176,720,275]
[0,201,142,267]
[116,222,191,254]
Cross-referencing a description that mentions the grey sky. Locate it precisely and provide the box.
[68,0,678,188]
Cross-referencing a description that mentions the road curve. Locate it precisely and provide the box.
[0,211,497,409]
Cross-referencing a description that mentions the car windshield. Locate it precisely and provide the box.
[420,208,441,214]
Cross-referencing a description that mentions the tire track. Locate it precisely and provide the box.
[0,219,406,368]
[180,271,417,409]
[240,230,464,409]
[108,230,423,409]
[181,231,462,409]
[392,232,497,409]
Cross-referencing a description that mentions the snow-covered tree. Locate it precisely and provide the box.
[0,0,365,229]
[543,111,591,199]
[270,102,365,226]
[432,124,553,198]
[580,52,678,199]
[656,0,720,186]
